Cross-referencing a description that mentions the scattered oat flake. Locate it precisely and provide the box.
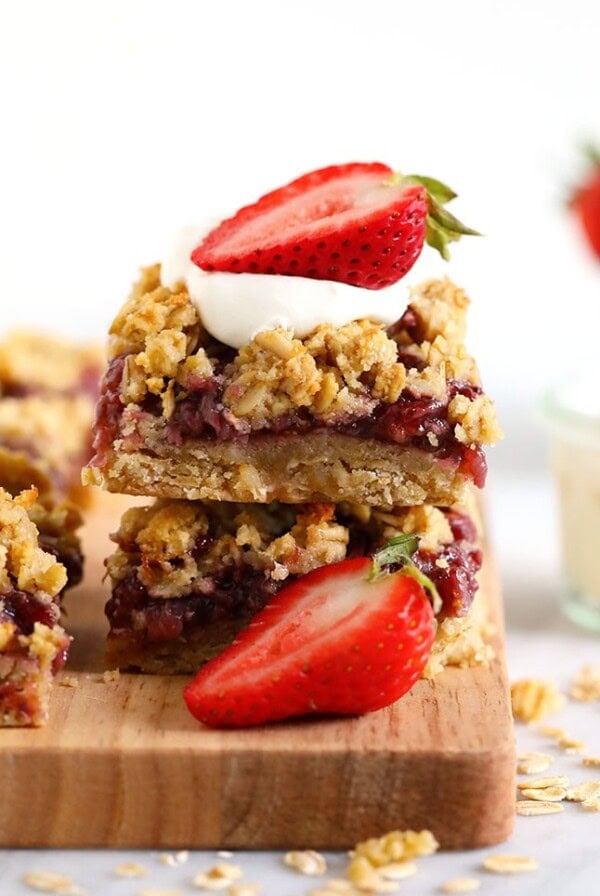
[192,863,243,890]
[558,735,587,753]
[538,724,567,739]
[158,851,188,867]
[516,800,565,816]
[379,861,417,880]
[59,676,78,688]
[582,798,600,811]
[522,785,567,801]
[583,756,600,767]
[441,878,481,893]
[517,775,569,790]
[482,854,538,874]
[217,851,233,859]
[23,871,85,894]
[319,881,354,893]
[566,780,600,802]
[175,850,190,863]
[517,751,553,774]
[114,862,148,877]
[103,668,120,682]
[511,678,565,722]
[570,664,600,702]
[283,850,327,876]
[227,885,261,896]
[138,890,182,896]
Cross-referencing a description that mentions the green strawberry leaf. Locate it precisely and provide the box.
[370,534,442,613]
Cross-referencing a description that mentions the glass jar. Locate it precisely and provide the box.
[543,374,600,632]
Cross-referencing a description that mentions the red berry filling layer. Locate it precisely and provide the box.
[91,352,487,488]
[0,589,69,673]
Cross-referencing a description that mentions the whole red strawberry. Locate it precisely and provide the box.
[183,536,438,728]
[570,145,600,259]
[191,163,478,289]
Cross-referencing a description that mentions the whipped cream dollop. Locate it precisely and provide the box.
[160,225,410,349]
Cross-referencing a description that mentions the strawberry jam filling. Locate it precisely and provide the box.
[105,509,481,655]
[0,589,69,673]
[91,351,487,487]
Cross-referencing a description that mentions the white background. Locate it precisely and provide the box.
[2,2,600,892]
[2,0,600,473]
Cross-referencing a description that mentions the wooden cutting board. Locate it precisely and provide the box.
[0,496,515,849]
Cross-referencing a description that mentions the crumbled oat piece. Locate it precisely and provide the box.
[59,676,79,688]
[516,800,565,816]
[482,854,538,874]
[517,775,569,791]
[159,854,178,867]
[448,393,502,445]
[216,851,233,860]
[583,756,600,768]
[175,851,190,864]
[582,798,600,811]
[227,886,261,896]
[570,664,600,702]
[557,735,587,754]
[565,780,600,802]
[23,872,85,894]
[283,850,327,876]
[351,828,438,865]
[519,786,567,802]
[114,863,147,878]
[346,857,399,893]
[516,751,553,775]
[103,668,120,683]
[440,878,481,893]
[192,863,244,890]
[511,678,565,722]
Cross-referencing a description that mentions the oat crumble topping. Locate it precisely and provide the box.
[0,487,66,598]
[106,268,500,445]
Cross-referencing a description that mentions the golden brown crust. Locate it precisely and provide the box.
[86,432,470,506]
[104,269,499,446]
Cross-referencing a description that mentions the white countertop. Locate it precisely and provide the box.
[2,474,599,895]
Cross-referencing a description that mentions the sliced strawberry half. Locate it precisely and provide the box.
[191,162,478,289]
[183,536,438,728]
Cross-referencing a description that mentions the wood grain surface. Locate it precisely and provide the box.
[0,497,515,849]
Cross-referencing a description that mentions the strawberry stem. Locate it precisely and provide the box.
[370,535,442,613]
[404,174,481,261]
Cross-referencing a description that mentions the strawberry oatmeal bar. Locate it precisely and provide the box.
[105,498,489,676]
[84,272,500,506]
[0,331,102,504]
[87,162,500,727]
[0,482,82,727]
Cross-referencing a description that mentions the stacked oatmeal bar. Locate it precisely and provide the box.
[85,270,500,683]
